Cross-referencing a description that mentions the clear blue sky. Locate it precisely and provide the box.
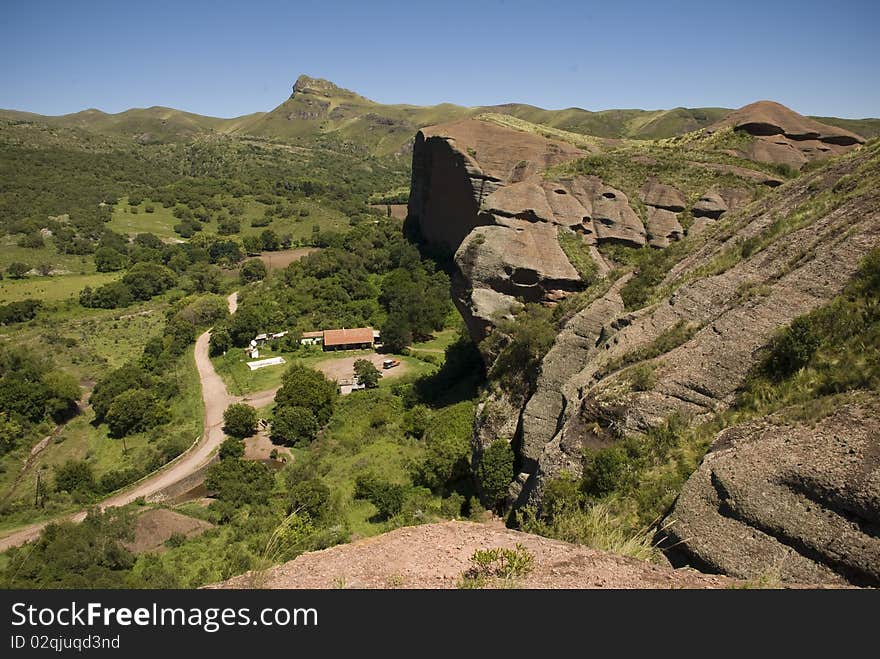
[2,0,878,118]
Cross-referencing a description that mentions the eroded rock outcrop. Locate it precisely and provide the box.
[707,100,865,169]
[665,398,880,586]
[514,143,880,508]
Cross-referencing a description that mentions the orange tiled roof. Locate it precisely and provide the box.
[322,328,374,347]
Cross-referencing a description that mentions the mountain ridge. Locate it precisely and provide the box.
[4,74,878,150]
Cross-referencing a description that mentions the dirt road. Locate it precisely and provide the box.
[0,291,278,552]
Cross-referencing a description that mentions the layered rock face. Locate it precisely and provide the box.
[409,119,659,337]
[665,399,880,586]
[513,146,879,509]
[707,100,865,169]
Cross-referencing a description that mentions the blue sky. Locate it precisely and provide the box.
[2,0,878,118]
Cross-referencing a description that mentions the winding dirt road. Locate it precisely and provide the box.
[0,291,279,552]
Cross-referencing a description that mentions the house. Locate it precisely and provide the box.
[321,327,375,352]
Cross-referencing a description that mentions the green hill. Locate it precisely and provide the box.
[3,74,876,154]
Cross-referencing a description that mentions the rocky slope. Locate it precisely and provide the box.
[665,396,880,586]
[408,103,877,584]
[211,520,734,589]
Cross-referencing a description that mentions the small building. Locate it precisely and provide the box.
[300,331,324,346]
[338,378,367,395]
[322,327,375,352]
[247,356,286,371]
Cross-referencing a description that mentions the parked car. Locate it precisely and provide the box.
[382,359,400,369]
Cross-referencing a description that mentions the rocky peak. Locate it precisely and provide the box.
[290,74,364,101]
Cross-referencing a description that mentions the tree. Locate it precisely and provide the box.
[380,312,412,353]
[94,247,128,272]
[209,327,233,356]
[205,458,273,506]
[80,281,134,309]
[6,262,30,279]
[353,359,381,389]
[223,403,258,439]
[270,406,318,446]
[219,437,245,460]
[90,364,154,422]
[477,439,514,510]
[240,259,268,283]
[122,262,177,300]
[260,229,280,251]
[274,364,337,426]
[105,389,168,438]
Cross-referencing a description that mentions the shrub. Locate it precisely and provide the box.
[287,479,331,519]
[219,437,245,460]
[240,258,268,283]
[205,458,273,506]
[353,474,408,521]
[476,439,514,509]
[222,403,258,439]
[54,460,95,494]
[6,262,30,279]
[459,544,534,587]
[760,316,821,381]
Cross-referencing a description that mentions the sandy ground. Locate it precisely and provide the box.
[258,248,318,270]
[243,431,293,462]
[123,508,213,554]
[213,520,736,590]
[313,353,409,383]
[0,291,279,552]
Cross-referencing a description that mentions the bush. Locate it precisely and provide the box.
[122,262,177,300]
[222,403,258,439]
[353,474,408,521]
[205,458,274,506]
[6,262,30,279]
[219,437,245,460]
[0,300,42,325]
[54,460,95,494]
[760,316,822,381]
[287,479,331,519]
[94,247,129,272]
[582,445,629,497]
[240,258,268,283]
[476,439,514,509]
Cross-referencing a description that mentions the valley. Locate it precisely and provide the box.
[0,74,877,590]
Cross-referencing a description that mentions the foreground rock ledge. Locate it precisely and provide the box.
[210,520,738,589]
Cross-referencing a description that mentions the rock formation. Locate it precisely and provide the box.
[707,100,865,169]
[665,398,880,586]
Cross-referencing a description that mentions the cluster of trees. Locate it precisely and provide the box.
[269,364,337,446]
[0,346,80,454]
[90,293,228,440]
[217,221,451,353]
[80,232,244,308]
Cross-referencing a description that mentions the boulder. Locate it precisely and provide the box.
[692,190,728,219]
[640,179,687,212]
[665,399,880,586]
[646,207,684,248]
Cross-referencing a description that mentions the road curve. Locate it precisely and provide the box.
[0,291,278,552]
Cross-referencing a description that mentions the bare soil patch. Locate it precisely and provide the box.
[313,353,410,383]
[123,508,213,554]
[213,520,735,589]
[243,430,293,463]
[258,248,318,270]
